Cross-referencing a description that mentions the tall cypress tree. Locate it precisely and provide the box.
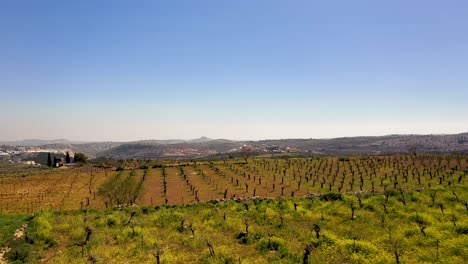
[65,152,71,164]
[47,153,52,167]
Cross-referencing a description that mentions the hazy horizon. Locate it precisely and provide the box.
[2,126,468,143]
[2,1,468,141]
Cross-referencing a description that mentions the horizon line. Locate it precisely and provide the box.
[1,131,467,144]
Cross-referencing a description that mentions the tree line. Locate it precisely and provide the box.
[47,152,88,167]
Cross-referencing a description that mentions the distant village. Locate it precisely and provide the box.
[0,143,299,163]
[1,134,467,162]
[0,145,76,166]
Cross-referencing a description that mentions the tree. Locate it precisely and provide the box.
[47,153,52,167]
[74,152,88,163]
[97,171,144,206]
[65,152,71,164]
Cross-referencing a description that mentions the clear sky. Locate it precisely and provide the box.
[1,0,467,141]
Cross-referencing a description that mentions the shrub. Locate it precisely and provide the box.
[73,152,88,163]
[5,239,32,263]
[342,240,377,256]
[107,217,117,227]
[44,237,57,248]
[236,232,263,245]
[311,235,335,248]
[141,206,154,214]
[455,225,468,235]
[320,192,343,201]
[256,237,289,258]
[200,253,236,264]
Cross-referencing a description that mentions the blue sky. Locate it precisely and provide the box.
[1,0,467,141]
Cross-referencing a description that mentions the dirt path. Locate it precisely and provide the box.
[0,247,11,264]
[14,224,27,239]
[0,223,28,264]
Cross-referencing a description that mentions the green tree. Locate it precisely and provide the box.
[74,152,88,163]
[97,171,144,206]
[47,153,52,167]
[65,152,71,164]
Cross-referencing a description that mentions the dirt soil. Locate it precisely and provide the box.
[0,247,11,264]
[14,224,28,239]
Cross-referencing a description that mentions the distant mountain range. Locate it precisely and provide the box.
[0,139,87,146]
[2,133,468,160]
[0,137,214,147]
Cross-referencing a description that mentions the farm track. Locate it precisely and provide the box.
[139,168,164,206]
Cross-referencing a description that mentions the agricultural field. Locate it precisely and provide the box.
[1,155,467,213]
[0,155,468,263]
[0,167,113,214]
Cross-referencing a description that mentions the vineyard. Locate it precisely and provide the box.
[1,155,468,214]
[1,155,468,263]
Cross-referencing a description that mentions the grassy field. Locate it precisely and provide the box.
[0,155,467,263]
[1,187,467,263]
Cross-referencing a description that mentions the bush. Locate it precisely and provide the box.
[311,235,335,248]
[342,240,377,256]
[256,237,289,258]
[236,232,263,245]
[200,253,236,264]
[107,217,117,227]
[5,240,32,263]
[320,192,343,201]
[141,206,154,214]
[44,237,56,248]
[455,225,468,235]
[73,152,88,163]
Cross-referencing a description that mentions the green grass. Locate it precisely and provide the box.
[1,186,467,263]
[0,214,30,247]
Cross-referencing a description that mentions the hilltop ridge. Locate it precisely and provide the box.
[2,133,468,162]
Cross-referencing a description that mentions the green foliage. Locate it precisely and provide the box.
[1,181,468,263]
[311,235,335,248]
[236,232,263,245]
[65,152,71,164]
[47,153,52,167]
[97,171,144,206]
[455,225,468,235]
[73,152,88,163]
[106,217,117,227]
[9,156,468,262]
[342,239,378,255]
[140,206,154,214]
[257,237,289,258]
[320,191,343,201]
[27,212,56,248]
[5,239,32,263]
[0,214,30,247]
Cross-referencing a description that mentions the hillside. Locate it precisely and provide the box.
[96,133,468,160]
[2,133,468,161]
